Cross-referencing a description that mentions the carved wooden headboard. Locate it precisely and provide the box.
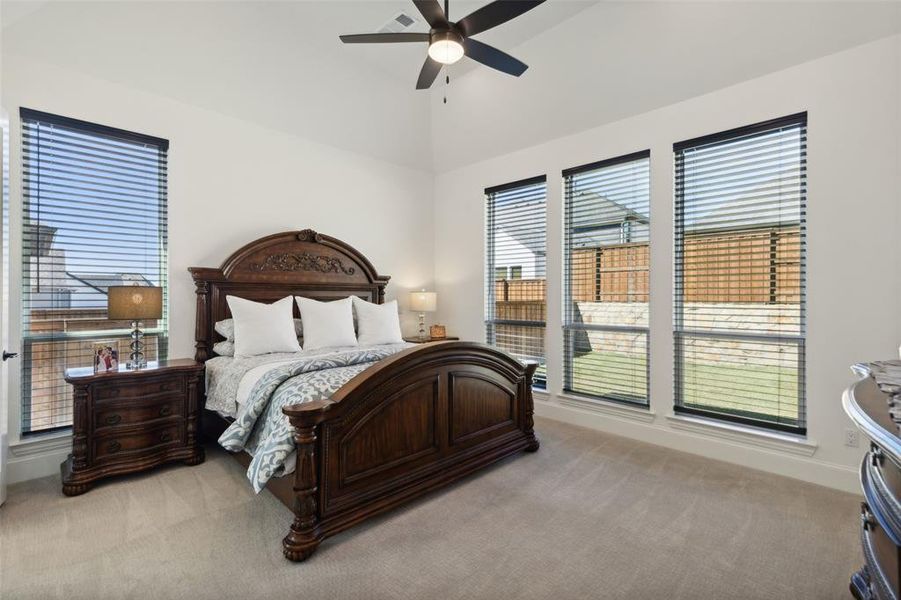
[188,229,390,362]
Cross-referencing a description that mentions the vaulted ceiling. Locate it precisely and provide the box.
[3,1,900,172]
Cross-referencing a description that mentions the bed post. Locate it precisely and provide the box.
[282,400,330,562]
[193,278,211,362]
[523,362,540,452]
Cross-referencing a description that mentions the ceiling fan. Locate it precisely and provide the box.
[339,0,546,90]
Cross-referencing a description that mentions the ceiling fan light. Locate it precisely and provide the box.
[428,31,464,65]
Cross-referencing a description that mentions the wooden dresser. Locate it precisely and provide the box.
[61,359,205,496]
[844,362,901,600]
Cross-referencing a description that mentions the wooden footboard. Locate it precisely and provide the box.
[281,341,539,561]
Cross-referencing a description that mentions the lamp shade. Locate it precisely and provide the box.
[409,291,437,313]
[107,286,163,320]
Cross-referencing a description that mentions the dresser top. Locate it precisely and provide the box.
[64,358,203,383]
[844,361,901,460]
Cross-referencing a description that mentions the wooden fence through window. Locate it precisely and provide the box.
[491,226,802,357]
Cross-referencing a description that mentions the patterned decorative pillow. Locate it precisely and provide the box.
[214,318,303,341]
[213,340,235,357]
[214,319,236,341]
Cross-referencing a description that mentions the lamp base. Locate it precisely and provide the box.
[418,313,427,340]
[126,321,147,370]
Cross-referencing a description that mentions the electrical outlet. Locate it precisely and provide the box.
[844,428,859,448]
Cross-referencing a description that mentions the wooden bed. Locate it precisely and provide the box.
[190,229,539,561]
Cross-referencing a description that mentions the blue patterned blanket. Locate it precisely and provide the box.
[218,344,410,492]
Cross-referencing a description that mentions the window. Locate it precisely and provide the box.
[674,113,806,434]
[20,109,169,435]
[563,151,650,405]
[485,176,547,388]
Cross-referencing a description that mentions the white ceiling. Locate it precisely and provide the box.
[430,0,901,171]
[3,1,900,172]
[0,1,598,170]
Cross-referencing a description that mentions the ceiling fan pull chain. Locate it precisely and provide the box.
[444,69,450,104]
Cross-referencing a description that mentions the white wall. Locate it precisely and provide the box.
[2,54,435,481]
[433,35,901,492]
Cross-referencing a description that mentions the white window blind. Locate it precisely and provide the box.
[485,176,547,388]
[674,113,806,434]
[563,151,650,405]
[20,109,169,435]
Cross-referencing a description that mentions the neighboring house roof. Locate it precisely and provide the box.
[65,273,155,294]
[570,190,649,231]
[499,191,649,255]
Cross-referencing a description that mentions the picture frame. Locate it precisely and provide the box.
[90,340,120,373]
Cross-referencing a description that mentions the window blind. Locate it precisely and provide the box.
[20,108,169,435]
[485,176,547,388]
[563,151,650,405]
[674,113,806,434]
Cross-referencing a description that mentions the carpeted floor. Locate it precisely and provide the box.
[0,418,861,600]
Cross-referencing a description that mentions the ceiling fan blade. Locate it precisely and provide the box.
[456,0,546,37]
[339,32,430,44]
[412,0,448,28]
[416,56,442,90]
[463,39,528,77]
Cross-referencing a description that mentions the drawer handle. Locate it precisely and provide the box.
[106,389,120,399]
[160,382,175,392]
[105,414,122,426]
[160,431,172,443]
[872,446,884,467]
[107,440,121,453]
[159,405,172,417]
[861,504,875,531]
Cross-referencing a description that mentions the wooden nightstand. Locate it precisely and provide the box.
[403,336,460,343]
[61,359,205,496]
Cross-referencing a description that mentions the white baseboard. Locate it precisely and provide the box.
[6,434,71,485]
[5,403,859,494]
[534,399,860,494]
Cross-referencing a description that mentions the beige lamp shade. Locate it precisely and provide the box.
[409,291,437,313]
[107,286,163,320]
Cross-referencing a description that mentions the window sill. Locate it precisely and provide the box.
[555,392,657,423]
[9,430,72,459]
[532,388,551,401]
[665,413,817,457]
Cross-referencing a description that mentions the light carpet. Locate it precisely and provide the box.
[0,418,861,600]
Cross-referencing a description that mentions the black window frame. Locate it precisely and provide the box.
[673,112,807,435]
[562,150,651,407]
[19,108,169,436]
[484,174,548,389]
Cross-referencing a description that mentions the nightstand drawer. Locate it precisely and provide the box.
[93,397,183,430]
[94,377,184,401]
[93,421,183,464]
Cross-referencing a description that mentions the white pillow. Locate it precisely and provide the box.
[352,297,404,345]
[215,318,303,341]
[226,296,302,357]
[295,296,358,351]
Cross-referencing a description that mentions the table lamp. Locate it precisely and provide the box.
[108,285,162,369]
[409,290,437,340]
